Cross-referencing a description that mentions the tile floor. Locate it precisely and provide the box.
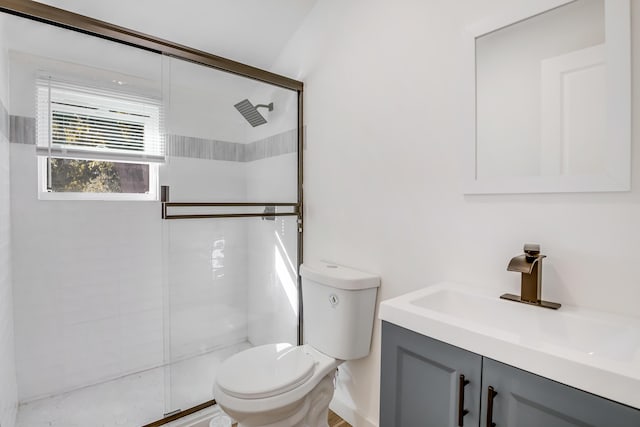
[16,342,251,427]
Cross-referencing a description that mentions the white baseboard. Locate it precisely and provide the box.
[329,395,377,427]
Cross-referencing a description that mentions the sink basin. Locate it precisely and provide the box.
[412,287,640,362]
[379,282,640,409]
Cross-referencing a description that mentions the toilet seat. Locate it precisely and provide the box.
[216,343,316,399]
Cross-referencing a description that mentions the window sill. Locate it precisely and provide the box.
[38,191,158,201]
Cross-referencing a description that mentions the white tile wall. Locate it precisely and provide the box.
[5,21,301,421]
[10,148,256,404]
[10,142,165,401]
[0,12,19,427]
[246,217,299,346]
[164,157,250,362]
[246,152,299,346]
[1,126,18,427]
[8,44,299,408]
[162,157,248,202]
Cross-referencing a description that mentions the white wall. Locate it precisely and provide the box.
[0,13,19,427]
[271,1,640,425]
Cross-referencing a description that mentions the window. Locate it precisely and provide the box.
[36,78,164,200]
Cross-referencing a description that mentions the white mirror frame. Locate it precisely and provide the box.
[463,0,630,194]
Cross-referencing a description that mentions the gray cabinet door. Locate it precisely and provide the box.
[380,321,482,427]
[480,358,640,427]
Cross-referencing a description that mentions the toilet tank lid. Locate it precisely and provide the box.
[300,261,380,290]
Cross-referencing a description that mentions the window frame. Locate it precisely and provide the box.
[36,79,163,201]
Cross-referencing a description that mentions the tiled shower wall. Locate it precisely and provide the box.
[164,156,249,363]
[11,140,166,401]
[164,132,299,359]
[6,13,299,413]
[8,39,298,400]
[0,103,18,427]
[0,26,19,427]
[246,153,299,347]
[9,121,298,401]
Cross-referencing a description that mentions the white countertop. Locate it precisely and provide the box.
[378,282,640,410]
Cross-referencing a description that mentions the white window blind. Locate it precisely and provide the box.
[36,77,164,163]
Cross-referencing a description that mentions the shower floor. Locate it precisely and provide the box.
[16,341,252,427]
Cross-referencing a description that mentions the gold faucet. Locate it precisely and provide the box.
[500,244,561,310]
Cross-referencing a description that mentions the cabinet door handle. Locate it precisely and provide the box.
[458,374,470,426]
[486,386,498,427]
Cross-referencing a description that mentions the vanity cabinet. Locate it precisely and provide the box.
[380,321,640,427]
[380,321,482,427]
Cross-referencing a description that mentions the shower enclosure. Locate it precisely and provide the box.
[0,2,303,426]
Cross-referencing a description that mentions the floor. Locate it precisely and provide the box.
[16,342,251,427]
[328,410,352,427]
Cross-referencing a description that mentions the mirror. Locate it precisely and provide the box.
[464,0,630,194]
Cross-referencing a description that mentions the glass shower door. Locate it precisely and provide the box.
[1,4,302,425]
[161,55,300,416]
[164,215,299,413]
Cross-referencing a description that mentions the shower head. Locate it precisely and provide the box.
[234,99,274,127]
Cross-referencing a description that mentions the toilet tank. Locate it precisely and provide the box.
[300,261,380,360]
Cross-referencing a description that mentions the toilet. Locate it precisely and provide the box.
[213,261,380,427]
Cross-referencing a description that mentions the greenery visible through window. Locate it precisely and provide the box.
[50,158,149,193]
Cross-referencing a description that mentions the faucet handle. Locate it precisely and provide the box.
[523,243,541,261]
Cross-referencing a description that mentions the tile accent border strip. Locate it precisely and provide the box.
[166,135,243,162]
[9,114,297,162]
[9,116,35,145]
[243,129,297,162]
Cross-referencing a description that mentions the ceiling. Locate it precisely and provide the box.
[33,0,319,71]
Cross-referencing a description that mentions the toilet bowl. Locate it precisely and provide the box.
[213,343,341,427]
[213,261,380,427]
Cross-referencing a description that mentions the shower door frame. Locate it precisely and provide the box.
[0,1,305,425]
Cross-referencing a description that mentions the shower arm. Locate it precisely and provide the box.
[255,102,274,111]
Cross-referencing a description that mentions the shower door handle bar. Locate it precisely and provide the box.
[161,202,299,219]
[164,202,298,206]
[164,212,299,220]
